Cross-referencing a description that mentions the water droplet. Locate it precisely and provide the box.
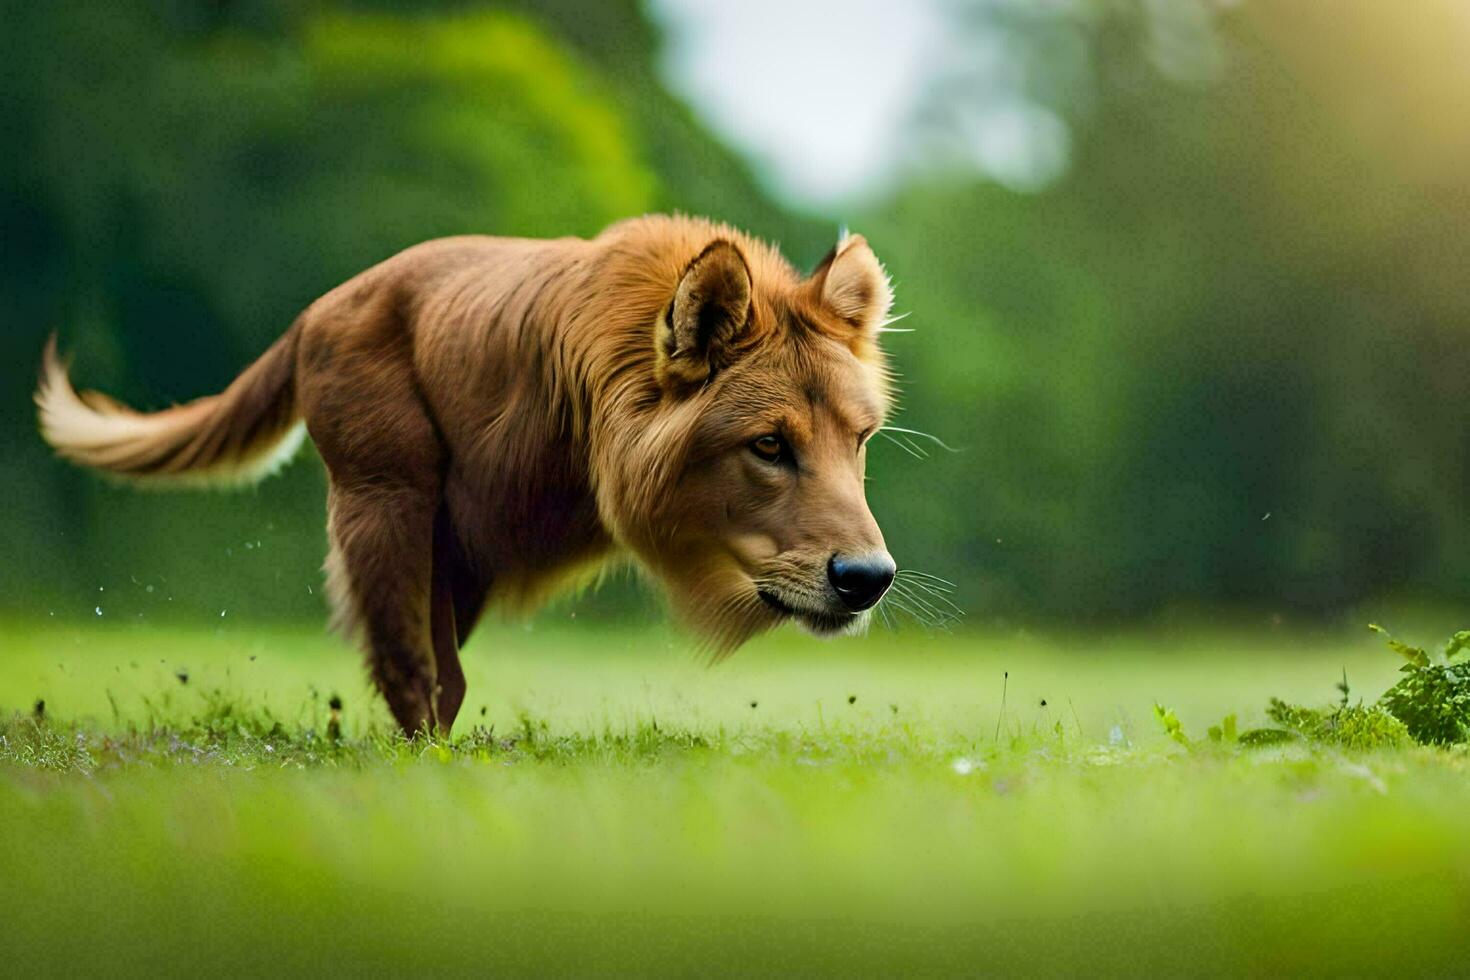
[146,585,154,593]
[95,606,102,616]
[220,610,227,618]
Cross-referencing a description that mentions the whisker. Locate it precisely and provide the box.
[895,573,955,595]
[889,582,949,625]
[887,431,930,459]
[877,603,896,632]
[884,589,945,630]
[879,425,958,454]
[897,575,958,602]
[897,569,958,589]
[900,582,964,618]
[883,594,928,627]
[895,573,961,603]
[889,582,961,628]
[876,430,926,460]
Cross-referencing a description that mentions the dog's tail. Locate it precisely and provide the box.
[35,328,305,488]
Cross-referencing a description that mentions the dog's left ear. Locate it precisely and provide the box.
[656,240,752,389]
[810,233,893,335]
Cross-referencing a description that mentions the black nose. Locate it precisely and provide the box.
[827,552,897,611]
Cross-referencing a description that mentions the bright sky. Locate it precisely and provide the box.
[648,0,949,207]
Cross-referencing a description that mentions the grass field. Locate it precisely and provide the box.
[3,616,1469,976]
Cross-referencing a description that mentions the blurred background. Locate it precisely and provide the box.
[3,0,1466,631]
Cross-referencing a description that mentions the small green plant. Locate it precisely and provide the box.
[1263,698,1409,751]
[1155,705,1273,749]
[1159,640,1442,752]
[1372,624,1470,745]
[1153,702,1190,747]
[1236,727,1296,747]
[1253,626,1470,750]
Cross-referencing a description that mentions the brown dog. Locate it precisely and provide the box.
[36,215,898,734]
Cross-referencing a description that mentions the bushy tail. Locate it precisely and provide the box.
[35,329,305,488]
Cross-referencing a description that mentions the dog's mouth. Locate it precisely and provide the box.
[758,588,858,636]
[757,588,794,616]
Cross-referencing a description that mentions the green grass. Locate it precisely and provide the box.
[3,617,1469,976]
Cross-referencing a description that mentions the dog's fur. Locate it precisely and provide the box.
[36,215,896,733]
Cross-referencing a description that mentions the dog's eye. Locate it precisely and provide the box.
[749,434,785,463]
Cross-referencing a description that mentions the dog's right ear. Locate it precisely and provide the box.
[656,240,752,389]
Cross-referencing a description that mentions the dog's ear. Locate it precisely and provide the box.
[656,240,752,389]
[811,233,893,335]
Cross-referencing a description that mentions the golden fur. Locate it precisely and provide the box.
[36,215,897,734]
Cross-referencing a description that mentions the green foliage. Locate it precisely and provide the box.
[1372,625,1470,746]
[1260,625,1470,749]
[1236,727,1296,748]
[1263,698,1409,752]
[1446,631,1470,660]
[1368,623,1430,667]
[1153,702,1190,746]
[1157,704,1292,751]
[1155,703,1319,751]
[301,9,655,234]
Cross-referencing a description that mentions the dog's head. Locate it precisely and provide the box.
[634,233,897,651]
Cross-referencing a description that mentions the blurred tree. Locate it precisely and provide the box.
[863,0,1470,621]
